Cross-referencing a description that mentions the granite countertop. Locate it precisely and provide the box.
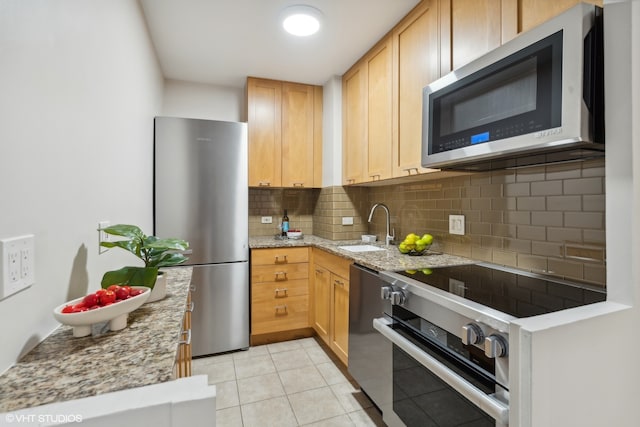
[249,235,475,271]
[0,267,193,413]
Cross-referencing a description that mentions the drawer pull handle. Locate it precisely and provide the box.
[186,301,195,312]
[335,280,344,287]
[275,271,288,281]
[179,329,192,345]
[275,288,288,297]
[274,255,288,263]
[275,304,288,314]
[315,269,324,274]
[259,181,271,187]
[293,182,304,187]
[370,174,380,181]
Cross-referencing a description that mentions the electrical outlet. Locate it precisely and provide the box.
[261,216,273,224]
[98,221,110,254]
[449,215,465,235]
[1,234,35,300]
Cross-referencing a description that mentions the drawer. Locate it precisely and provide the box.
[252,278,308,302]
[251,262,309,283]
[313,249,352,279]
[251,295,309,335]
[252,247,309,265]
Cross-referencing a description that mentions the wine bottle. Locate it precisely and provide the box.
[281,209,289,236]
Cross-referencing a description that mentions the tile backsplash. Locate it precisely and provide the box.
[248,188,319,236]
[248,158,606,286]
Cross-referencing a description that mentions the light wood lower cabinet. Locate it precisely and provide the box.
[174,289,193,378]
[312,265,331,343]
[251,247,310,336]
[311,249,352,366]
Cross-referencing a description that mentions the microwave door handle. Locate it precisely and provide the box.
[372,317,509,425]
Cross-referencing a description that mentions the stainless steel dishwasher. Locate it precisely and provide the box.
[348,264,394,419]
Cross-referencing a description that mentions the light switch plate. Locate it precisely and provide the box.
[342,217,354,226]
[449,215,465,235]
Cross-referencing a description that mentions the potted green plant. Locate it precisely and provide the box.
[99,224,189,301]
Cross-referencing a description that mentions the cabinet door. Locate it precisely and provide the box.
[517,0,602,34]
[247,77,282,187]
[331,274,349,366]
[342,64,367,185]
[440,0,502,72]
[366,38,393,182]
[392,0,441,177]
[282,83,315,187]
[313,265,331,345]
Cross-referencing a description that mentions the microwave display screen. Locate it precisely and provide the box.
[429,30,563,155]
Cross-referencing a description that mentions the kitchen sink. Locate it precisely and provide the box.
[337,245,386,253]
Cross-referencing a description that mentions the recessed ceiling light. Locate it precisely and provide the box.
[281,5,322,37]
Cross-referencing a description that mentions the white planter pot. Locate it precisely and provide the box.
[147,272,167,303]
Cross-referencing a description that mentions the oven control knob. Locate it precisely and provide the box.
[381,286,393,300]
[390,290,406,305]
[484,334,509,358]
[461,323,485,346]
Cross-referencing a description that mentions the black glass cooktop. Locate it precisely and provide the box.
[396,263,606,318]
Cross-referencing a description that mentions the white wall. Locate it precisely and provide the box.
[0,0,164,373]
[162,79,246,122]
[322,76,343,186]
[511,2,640,425]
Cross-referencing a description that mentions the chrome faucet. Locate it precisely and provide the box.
[368,203,394,246]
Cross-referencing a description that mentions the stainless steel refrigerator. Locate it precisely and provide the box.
[154,116,249,357]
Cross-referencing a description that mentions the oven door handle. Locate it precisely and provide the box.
[373,317,509,425]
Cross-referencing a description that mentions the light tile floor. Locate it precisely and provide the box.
[192,337,386,427]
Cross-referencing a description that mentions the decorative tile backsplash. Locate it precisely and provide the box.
[248,158,606,286]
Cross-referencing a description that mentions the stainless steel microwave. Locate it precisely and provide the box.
[422,3,604,171]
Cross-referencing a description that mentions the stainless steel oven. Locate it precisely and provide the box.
[371,263,606,427]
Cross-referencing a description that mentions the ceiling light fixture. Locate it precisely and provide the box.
[281,5,322,37]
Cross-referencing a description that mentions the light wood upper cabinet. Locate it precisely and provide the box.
[247,78,282,187]
[366,38,393,182]
[440,0,503,72]
[247,77,322,188]
[516,0,602,34]
[342,65,366,185]
[343,0,602,185]
[342,36,394,186]
[392,0,440,178]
